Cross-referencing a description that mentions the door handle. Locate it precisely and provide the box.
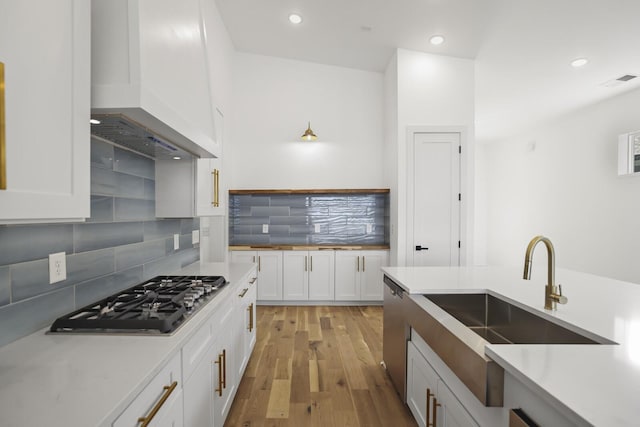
[415,245,429,251]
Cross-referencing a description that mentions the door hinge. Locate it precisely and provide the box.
[458,193,461,201]
[458,145,462,154]
[458,241,461,249]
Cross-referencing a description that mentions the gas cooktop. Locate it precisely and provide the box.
[49,275,227,335]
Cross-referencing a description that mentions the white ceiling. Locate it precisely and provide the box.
[215,0,640,142]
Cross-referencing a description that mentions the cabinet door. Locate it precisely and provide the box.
[407,341,440,427]
[0,0,90,223]
[256,251,283,300]
[239,276,257,375]
[196,109,225,216]
[437,379,478,427]
[213,303,236,423]
[183,341,216,427]
[334,252,360,300]
[360,251,388,301]
[308,251,335,300]
[283,251,309,300]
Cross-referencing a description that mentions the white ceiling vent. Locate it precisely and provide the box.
[601,74,638,87]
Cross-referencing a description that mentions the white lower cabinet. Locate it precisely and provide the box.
[503,371,587,427]
[231,251,283,301]
[407,341,478,427]
[283,250,335,301]
[335,250,388,301]
[235,270,258,382]
[407,329,506,427]
[113,352,183,427]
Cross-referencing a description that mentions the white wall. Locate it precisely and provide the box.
[229,53,385,189]
[478,86,640,283]
[388,49,475,266]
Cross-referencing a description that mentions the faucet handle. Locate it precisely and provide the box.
[555,284,568,304]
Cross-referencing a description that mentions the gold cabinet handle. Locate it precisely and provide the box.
[137,381,178,426]
[214,352,223,397]
[222,349,227,389]
[211,169,220,207]
[239,288,248,298]
[310,256,313,272]
[258,256,261,271]
[248,303,254,332]
[426,388,432,425]
[249,277,257,284]
[305,255,307,272]
[430,395,441,427]
[362,256,365,272]
[356,256,360,272]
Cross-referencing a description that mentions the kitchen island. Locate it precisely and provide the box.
[0,261,256,427]
[382,265,640,426]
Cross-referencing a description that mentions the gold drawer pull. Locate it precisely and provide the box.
[211,169,220,207]
[222,349,227,389]
[356,256,360,272]
[239,288,248,298]
[214,352,223,396]
[249,277,257,284]
[362,256,365,272]
[426,388,432,425]
[137,381,178,426]
[248,303,254,332]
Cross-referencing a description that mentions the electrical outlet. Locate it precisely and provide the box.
[262,224,269,233]
[174,234,180,250]
[49,252,67,284]
[366,224,373,234]
[192,230,200,245]
[314,224,321,233]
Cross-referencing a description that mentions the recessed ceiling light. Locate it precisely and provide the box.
[429,35,445,45]
[571,58,588,68]
[89,119,101,125]
[288,14,302,24]
[172,156,181,160]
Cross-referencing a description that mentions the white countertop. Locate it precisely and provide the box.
[0,262,255,427]
[382,265,640,426]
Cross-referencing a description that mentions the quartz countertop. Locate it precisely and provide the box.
[0,262,255,427]
[382,265,640,426]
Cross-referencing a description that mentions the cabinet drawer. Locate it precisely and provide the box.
[113,352,182,427]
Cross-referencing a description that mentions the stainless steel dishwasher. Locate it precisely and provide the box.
[382,274,410,400]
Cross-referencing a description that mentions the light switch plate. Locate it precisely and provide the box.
[174,234,180,250]
[192,230,200,245]
[49,252,67,284]
[314,224,321,233]
[366,224,373,234]
[262,224,269,233]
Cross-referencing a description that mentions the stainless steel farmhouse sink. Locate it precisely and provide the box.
[425,292,614,345]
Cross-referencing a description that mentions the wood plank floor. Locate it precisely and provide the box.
[225,306,417,427]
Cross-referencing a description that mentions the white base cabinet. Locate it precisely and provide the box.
[0,0,90,223]
[335,250,388,301]
[283,250,335,301]
[407,329,504,427]
[231,251,283,301]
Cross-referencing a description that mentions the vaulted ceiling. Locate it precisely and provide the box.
[216,0,640,142]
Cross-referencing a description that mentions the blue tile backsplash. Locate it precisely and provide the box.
[229,192,390,246]
[0,138,201,347]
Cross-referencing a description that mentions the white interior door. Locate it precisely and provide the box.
[412,132,460,266]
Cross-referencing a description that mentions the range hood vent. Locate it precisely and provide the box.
[90,114,195,160]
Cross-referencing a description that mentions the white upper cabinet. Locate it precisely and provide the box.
[0,0,90,223]
[91,0,218,157]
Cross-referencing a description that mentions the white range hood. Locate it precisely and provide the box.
[90,0,219,159]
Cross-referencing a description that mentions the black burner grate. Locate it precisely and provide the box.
[50,275,227,334]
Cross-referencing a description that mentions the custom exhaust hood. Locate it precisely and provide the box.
[90,0,219,160]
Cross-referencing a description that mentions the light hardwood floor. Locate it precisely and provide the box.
[225,305,417,427]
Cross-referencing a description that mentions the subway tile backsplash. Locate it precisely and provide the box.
[229,192,390,246]
[0,138,201,347]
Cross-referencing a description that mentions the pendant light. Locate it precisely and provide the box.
[301,122,317,141]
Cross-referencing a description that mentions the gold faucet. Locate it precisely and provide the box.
[523,236,568,310]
